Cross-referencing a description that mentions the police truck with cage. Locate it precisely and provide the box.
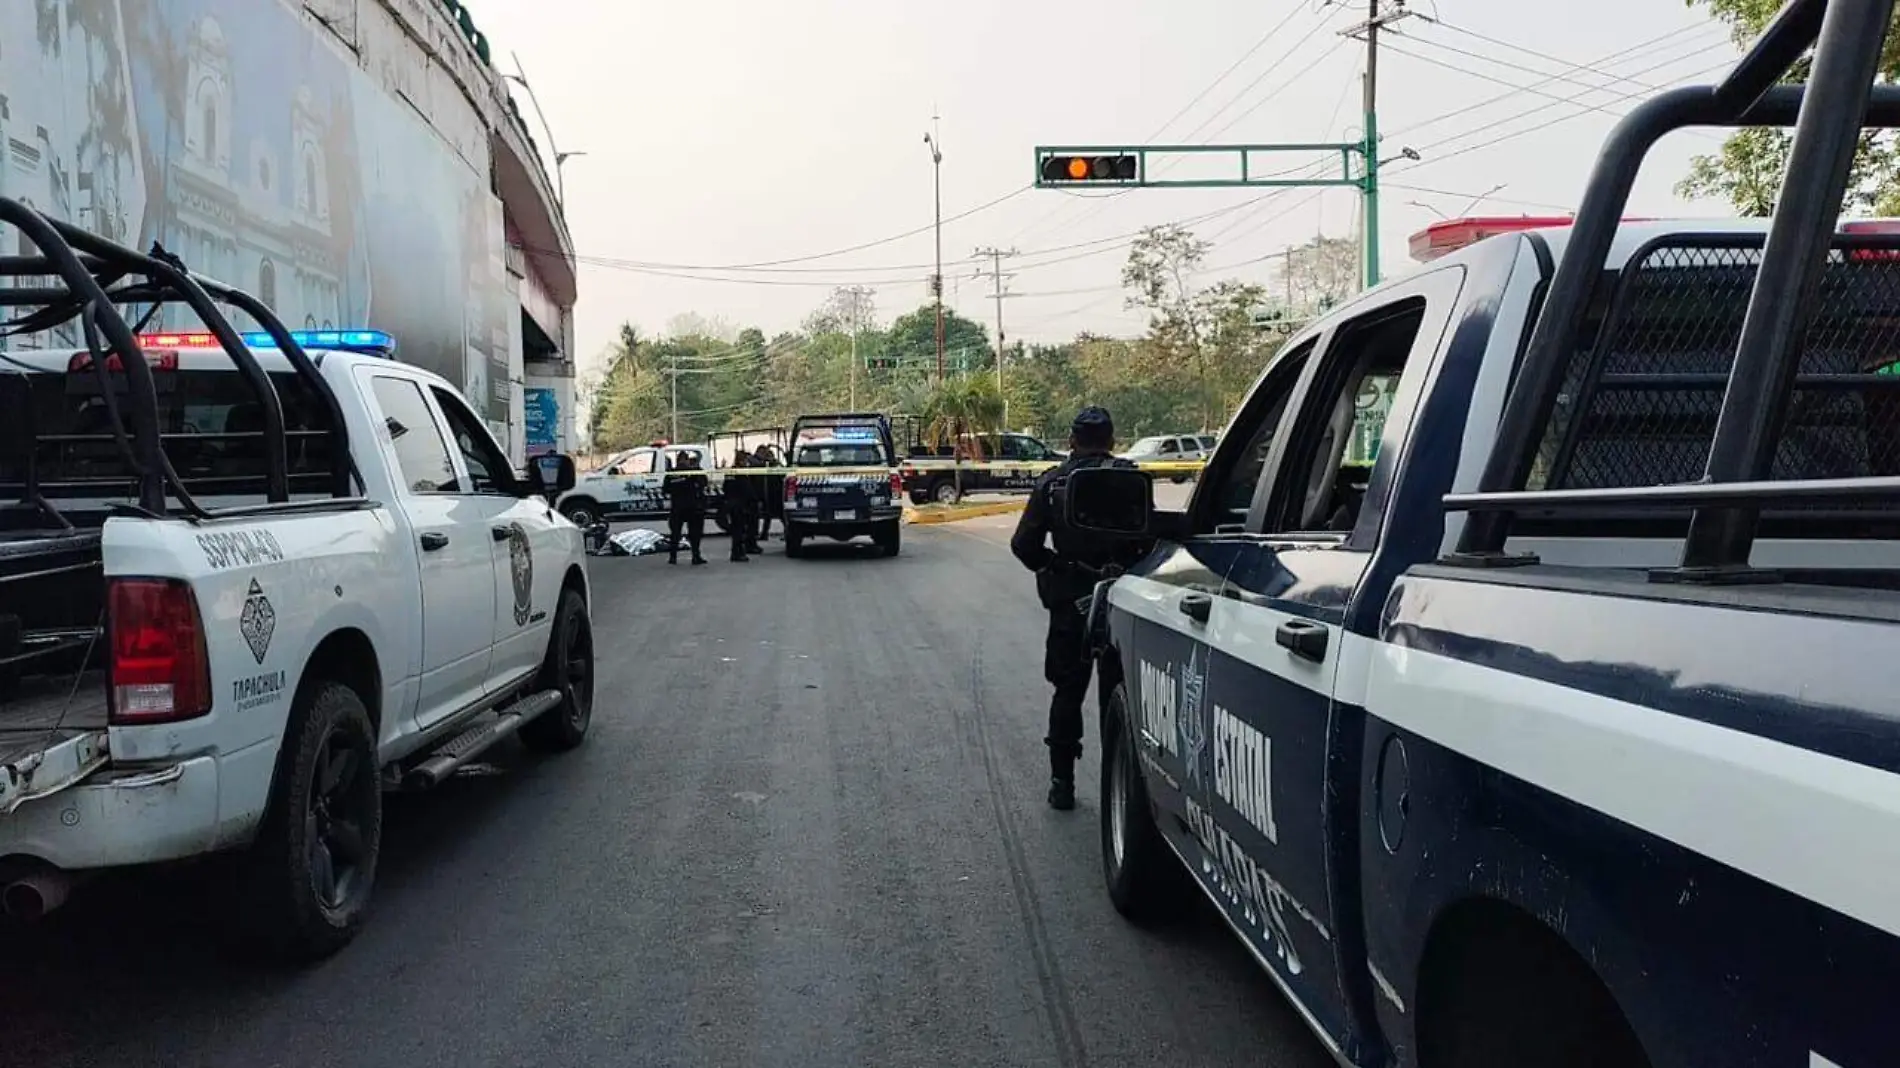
[1068,2,1900,1064]
[0,211,596,962]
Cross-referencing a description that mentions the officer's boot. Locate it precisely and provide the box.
[1048,750,1077,811]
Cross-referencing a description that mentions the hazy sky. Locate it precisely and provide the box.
[472,0,1744,373]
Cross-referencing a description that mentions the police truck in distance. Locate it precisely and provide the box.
[1068,9,1900,1065]
[0,212,595,962]
[781,412,902,557]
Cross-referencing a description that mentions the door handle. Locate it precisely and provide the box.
[492,526,512,542]
[1178,592,1212,624]
[420,532,449,551]
[1275,619,1329,662]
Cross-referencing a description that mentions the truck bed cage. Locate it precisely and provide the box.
[1450,0,1900,580]
[0,201,355,521]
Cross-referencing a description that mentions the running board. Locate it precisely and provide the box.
[403,688,563,790]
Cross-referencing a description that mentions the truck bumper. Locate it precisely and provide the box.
[785,507,902,534]
[0,754,226,871]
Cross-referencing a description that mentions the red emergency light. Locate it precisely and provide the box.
[1838,219,1900,260]
[1409,216,1570,262]
[69,348,178,373]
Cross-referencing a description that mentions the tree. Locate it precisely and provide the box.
[1677,1,1900,215]
[884,303,990,372]
[1275,236,1358,313]
[801,286,877,336]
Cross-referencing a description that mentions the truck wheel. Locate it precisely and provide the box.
[875,519,902,557]
[784,527,804,558]
[931,480,961,505]
[560,499,601,529]
[521,587,594,753]
[1103,685,1184,925]
[1417,903,1652,1068]
[244,680,382,963]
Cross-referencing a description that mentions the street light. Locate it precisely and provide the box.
[924,122,945,383]
[503,54,583,212]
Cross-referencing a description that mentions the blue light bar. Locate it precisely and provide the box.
[240,329,397,356]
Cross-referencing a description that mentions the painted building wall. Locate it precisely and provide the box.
[0,0,558,457]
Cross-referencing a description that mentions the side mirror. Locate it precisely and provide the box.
[527,454,577,501]
[1063,465,1153,537]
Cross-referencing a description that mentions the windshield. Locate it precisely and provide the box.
[795,443,886,466]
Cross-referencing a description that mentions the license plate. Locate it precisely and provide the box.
[833,509,857,521]
[801,497,817,508]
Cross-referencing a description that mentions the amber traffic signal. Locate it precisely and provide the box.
[1039,154,1138,184]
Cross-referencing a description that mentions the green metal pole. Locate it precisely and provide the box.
[1361,1,1382,290]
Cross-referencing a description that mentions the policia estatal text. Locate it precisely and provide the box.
[1010,406,1148,811]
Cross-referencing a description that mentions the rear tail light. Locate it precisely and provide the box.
[108,578,212,724]
[1841,219,1900,261]
[784,474,798,502]
[889,470,903,496]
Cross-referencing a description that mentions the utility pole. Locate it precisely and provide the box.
[839,285,874,409]
[924,115,946,383]
[973,246,1018,424]
[1344,0,1410,289]
[668,349,679,443]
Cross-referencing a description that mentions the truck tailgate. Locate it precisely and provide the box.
[1,670,108,814]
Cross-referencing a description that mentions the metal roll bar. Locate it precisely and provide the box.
[1454,0,1900,579]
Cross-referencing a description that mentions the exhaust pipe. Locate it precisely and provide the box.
[2,868,72,921]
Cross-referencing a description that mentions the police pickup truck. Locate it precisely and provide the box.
[899,431,1066,505]
[556,441,726,531]
[1066,18,1900,1066]
[0,211,594,962]
[782,412,902,557]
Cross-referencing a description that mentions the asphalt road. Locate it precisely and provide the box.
[2,492,1331,1068]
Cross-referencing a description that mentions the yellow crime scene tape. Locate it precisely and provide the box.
[683,459,1209,477]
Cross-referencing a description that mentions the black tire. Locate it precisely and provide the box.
[560,499,601,529]
[521,587,594,753]
[1102,685,1185,924]
[931,480,960,505]
[784,527,804,557]
[242,680,382,963]
[875,519,902,557]
[909,491,929,506]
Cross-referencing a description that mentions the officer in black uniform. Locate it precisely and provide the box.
[723,453,759,562]
[663,453,709,565]
[1010,405,1145,811]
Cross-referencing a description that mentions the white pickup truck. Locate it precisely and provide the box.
[0,210,595,961]
[556,442,728,531]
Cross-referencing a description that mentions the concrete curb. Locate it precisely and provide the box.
[903,499,1028,525]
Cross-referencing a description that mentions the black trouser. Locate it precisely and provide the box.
[758,504,775,540]
[667,511,705,561]
[1044,605,1091,781]
[728,502,756,559]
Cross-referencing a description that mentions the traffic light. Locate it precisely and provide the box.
[1039,153,1138,184]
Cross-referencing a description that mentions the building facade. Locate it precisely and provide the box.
[0,0,577,462]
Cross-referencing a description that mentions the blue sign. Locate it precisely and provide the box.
[525,388,558,454]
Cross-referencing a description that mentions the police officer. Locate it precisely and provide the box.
[663,452,709,565]
[723,453,759,562]
[753,444,784,542]
[1010,406,1145,811]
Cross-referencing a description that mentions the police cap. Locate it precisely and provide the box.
[1071,406,1114,437]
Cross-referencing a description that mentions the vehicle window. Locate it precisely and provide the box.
[1158,438,1179,455]
[1000,436,1026,460]
[429,386,514,495]
[371,377,456,494]
[626,451,657,474]
[663,448,702,472]
[3,368,339,500]
[795,443,885,466]
[1199,435,1218,451]
[1199,338,1317,533]
[1264,298,1429,536]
